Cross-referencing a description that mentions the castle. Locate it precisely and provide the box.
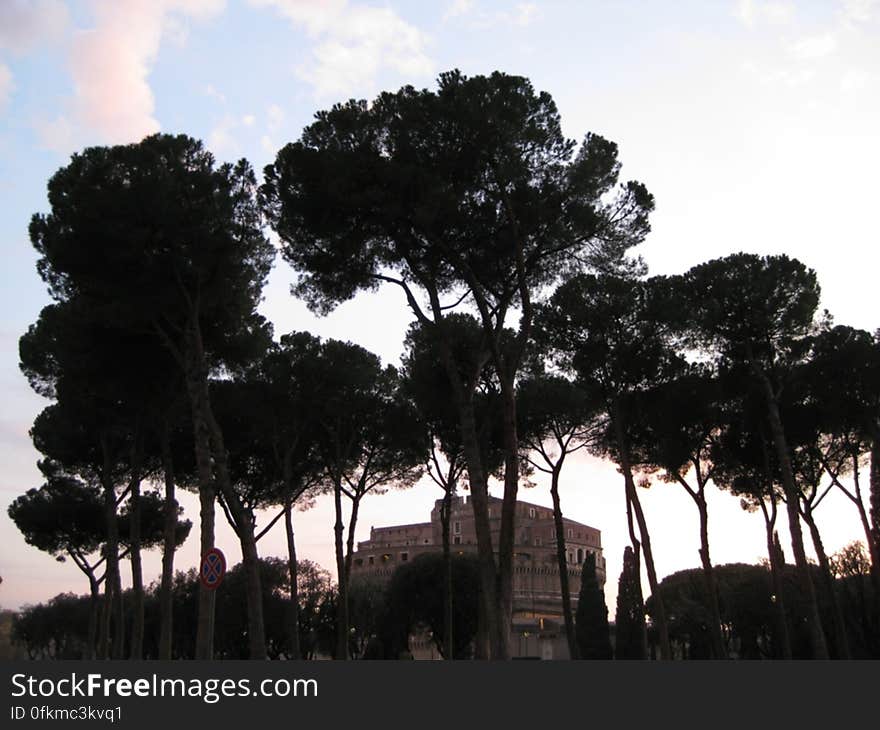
[350,494,605,658]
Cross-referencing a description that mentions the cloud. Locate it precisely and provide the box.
[207,113,241,156]
[735,0,795,27]
[250,0,433,98]
[840,67,871,92]
[788,32,838,60]
[839,0,878,24]
[203,83,227,104]
[38,0,225,152]
[443,0,473,22]
[511,3,538,27]
[0,0,69,54]
[0,63,12,111]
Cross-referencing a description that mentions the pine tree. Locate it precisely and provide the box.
[614,546,648,659]
[575,552,612,659]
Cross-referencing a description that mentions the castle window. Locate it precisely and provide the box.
[453,536,462,545]
[401,552,409,562]
[577,548,583,564]
[534,537,542,546]
[528,508,536,518]
[368,556,374,566]
[453,521,461,535]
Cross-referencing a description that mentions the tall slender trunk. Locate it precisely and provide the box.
[185,317,217,660]
[613,412,671,660]
[236,512,267,660]
[128,436,145,659]
[760,498,792,658]
[801,505,851,659]
[549,465,577,659]
[86,574,100,660]
[870,439,880,593]
[189,365,216,660]
[98,438,119,660]
[433,330,503,659]
[623,479,647,659]
[440,485,454,660]
[757,372,829,659]
[495,375,518,660]
[284,501,301,660]
[695,495,727,659]
[846,450,880,600]
[186,317,266,660]
[343,496,361,589]
[457,397,503,659]
[333,481,348,660]
[158,425,177,660]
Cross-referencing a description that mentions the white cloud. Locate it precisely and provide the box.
[267,103,284,131]
[839,0,878,24]
[512,3,538,27]
[735,0,795,27]
[242,114,256,126]
[0,63,13,111]
[788,32,838,60]
[207,113,241,156]
[840,67,871,92]
[250,0,433,98]
[443,0,473,22]
[0,0,69,54]
[204,83,227,103]
[39,0,225,151]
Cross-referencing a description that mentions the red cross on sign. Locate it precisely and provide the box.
[200,547,226,590]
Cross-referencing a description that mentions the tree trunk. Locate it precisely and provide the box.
[695,496,727,659]
[186,317,266,660]
[761,504,793,659]
[870,439,880,593]
[128,435,145,659]
[237,512,267,660]
[549,465,578,659]
[158,426,177,660]
[457,397,504,659]
[284,501,301,660]
[333,481,349,660]
[186,354,217,660]
[433,329,503,659]
[757,372,829,659]
[440,485,454,660]
[86,573,100,660]
[802,505,851,659]
[98,438,119,660]
[613,413,671,660]
[495,375,519,660]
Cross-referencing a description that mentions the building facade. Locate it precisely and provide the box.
[350,494,605,658]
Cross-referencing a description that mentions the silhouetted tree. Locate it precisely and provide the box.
[672,253,829,658]
[29,134,274,659]
[614,545,647,659]
[518,372,600,658]
[575,552,612,660]
[261,70,653,657]
[535,274,678,659]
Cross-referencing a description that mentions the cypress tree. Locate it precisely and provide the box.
[614,546,648,659]
[575,552,612,659]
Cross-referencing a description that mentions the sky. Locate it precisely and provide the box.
[1,0,879,617]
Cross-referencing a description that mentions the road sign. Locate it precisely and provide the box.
[199,547,226,590]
